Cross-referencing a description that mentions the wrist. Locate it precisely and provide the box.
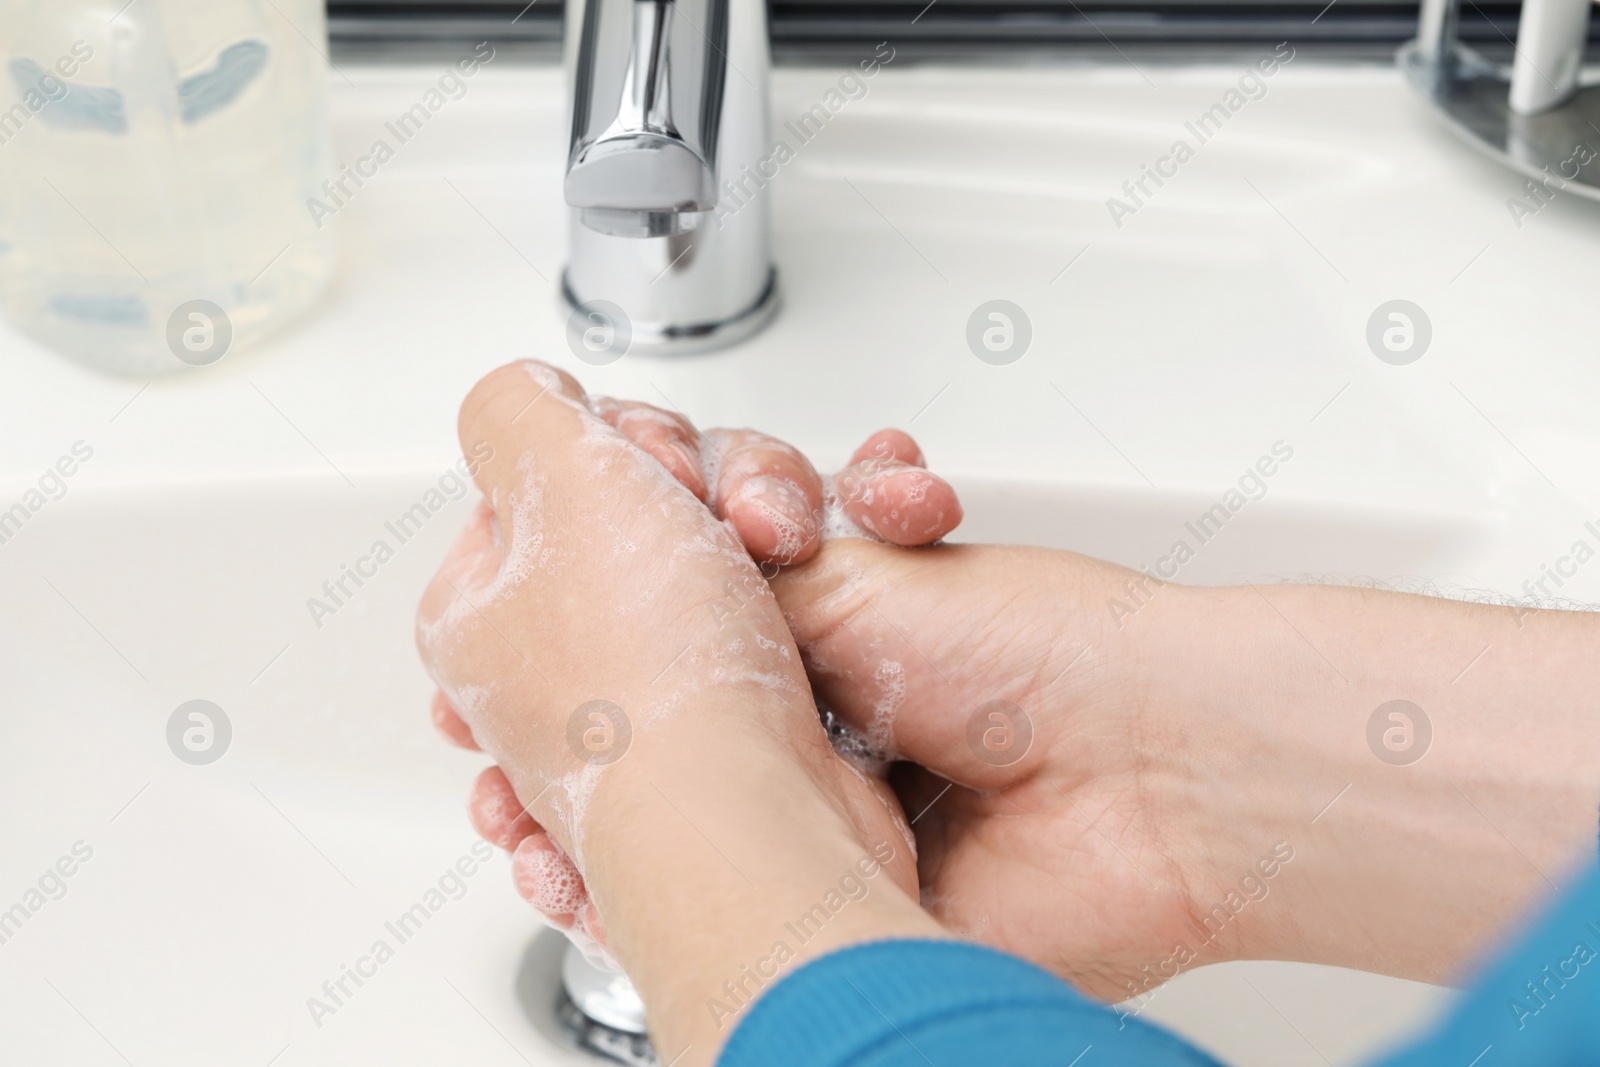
[570,692,945,1064]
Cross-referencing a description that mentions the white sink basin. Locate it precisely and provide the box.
[1,474,1477,1067]
[4,58,1599,1067]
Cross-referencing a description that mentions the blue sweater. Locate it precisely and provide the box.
[721,862,1600,1067]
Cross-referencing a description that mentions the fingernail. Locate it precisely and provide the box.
[880,467,936,504]
[487,795,534,849]
[745,475,817,538]
[669,439,708,500]
[578,902,607,946]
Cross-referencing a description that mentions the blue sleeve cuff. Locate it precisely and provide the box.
[717,938,1223,1067]
[1375,860,1600,1067]
[719,864,1600,1067]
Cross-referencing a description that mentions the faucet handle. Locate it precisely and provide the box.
[565,0,727,235]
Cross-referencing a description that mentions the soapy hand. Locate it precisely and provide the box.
[418,361,960,957]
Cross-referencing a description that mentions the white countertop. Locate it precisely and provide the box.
[2,61,1597,528]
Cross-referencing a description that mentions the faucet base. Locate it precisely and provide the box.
[561,267,780,356]
[1399,39,1600,201]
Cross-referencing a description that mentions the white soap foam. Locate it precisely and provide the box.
[899,472,933,504]
[868,660,905,758]
[548,764,603,868]
[818,487,883,544]
[513,838,589,915]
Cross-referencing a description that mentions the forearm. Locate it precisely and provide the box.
[1161,581,1600,978]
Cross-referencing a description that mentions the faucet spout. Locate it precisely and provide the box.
[561,0,777,351]
[565,0,727,235]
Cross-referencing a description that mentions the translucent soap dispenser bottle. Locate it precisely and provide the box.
[0,0,338,374]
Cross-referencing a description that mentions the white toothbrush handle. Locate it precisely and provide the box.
[1510,0,1593,114]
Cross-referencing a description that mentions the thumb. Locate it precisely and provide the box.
[771,539,1056,790]
[454,360,596,540]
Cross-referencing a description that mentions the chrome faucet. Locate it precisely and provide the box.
[562,0,779,353]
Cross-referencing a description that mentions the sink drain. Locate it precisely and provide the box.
[556,989,657,1066]
[516,930,659,1066]
[557,943,656,1066]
